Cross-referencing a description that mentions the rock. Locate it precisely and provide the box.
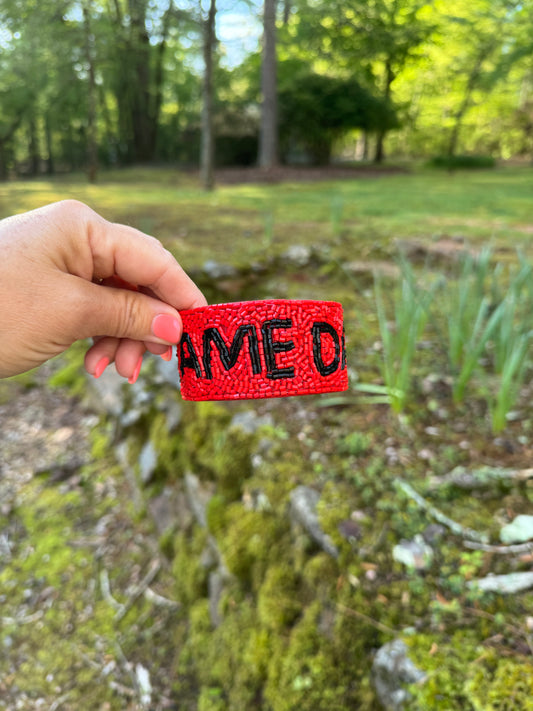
[282,244,313,267]
[373,639,426,711]
[393,535,433,571]
[138,441,158,484]
[468,572,533,595]
[289,485,338,558]
[148,486,191,535]
[202,260,238,280]
[337,519,362,544]
[86,366,125,415]
[499,515,533,544]
[422,524,446,544]
[394,237,476,265]
[184,472,216,528]
[230,410,274,434]
[153,352,180,387]
[162,398,183,432]
[208,569,226,627]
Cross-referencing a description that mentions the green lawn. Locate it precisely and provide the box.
[0,165,531,270]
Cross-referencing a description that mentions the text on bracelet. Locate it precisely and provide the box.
[179,318,346,381]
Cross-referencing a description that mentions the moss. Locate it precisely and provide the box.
[264,601,364,711]
[172,527,210,605]
[47,342,88,397]
[257,564,302,631]
[301,553,339,601]
[211,502,289,589]
[178,402,256,499]
[148,409,184,479]
[465,650,533,711]
[197,687,228,711]
[0,475,152,710]
[404,632,483,710]
[407,634,533,710]
[179,598,270,709]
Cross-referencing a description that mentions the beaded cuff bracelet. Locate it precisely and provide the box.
[177,299,348,401]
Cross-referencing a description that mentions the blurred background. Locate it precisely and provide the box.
[1,2,533,711]
[0,0,531,181]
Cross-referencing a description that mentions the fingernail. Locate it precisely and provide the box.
[94,356,110,378]
[160,346,173,362]
[152,314,181,343]
[128,356,143,385]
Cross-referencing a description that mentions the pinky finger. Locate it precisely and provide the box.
[114,338,146,384]
[84,336,120,378]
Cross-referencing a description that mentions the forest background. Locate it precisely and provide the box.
[0,0,532,185]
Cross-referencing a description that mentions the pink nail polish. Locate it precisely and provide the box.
[160,346,173,362]
[94,356,110,378]
[128,356,143,385]
[152,314,181,343]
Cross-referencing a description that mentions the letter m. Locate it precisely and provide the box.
[202,325,261,379]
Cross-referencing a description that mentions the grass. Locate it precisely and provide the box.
[0,165,531,271]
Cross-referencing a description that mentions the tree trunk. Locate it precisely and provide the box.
[28,116,40,176]
[129,0,153,162]
[44,113,54,175]
[200,0,217,191]
[283,0,291,24]
[107,0,173,163]
[374,58,394,164]
[83,0,98,183]
[259,0,278,169]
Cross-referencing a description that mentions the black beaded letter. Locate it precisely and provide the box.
[261,319,295,380]
[179,332,202,378]
[311,322,341,376]
[202,325,261,379]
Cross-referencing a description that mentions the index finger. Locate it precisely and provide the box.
[87,213,207,312]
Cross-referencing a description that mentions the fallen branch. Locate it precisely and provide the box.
[100,568,125,615]
[144,586,180,609]
[393,478,489,544]
[463,539,533,554]
[430,465,533,491]
[114,559,161,621]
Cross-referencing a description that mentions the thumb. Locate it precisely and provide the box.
[73,278,184,345]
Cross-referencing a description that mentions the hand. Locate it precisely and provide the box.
[0,200,207,381]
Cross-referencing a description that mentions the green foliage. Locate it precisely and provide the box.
[337,430,372,457]
[465,652,533,711]
[374,260,434,413]
[405,635,533,711]
[278,63,397,165]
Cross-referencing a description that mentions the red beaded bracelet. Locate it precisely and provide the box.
[177,299,348,401]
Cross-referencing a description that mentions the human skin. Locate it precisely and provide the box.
[0,200,207,381]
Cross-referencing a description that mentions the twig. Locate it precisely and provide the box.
[336,602,397,635]
[144,586,180,609]
[1,610,44,625]
[114,559,161,621]
[49,692,73,711]
[393,478,489,544]
[99,568,125,615]
[464,539,533,554]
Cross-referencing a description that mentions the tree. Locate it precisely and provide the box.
[103,0,175,163]
[278,63,397,163]
[82,0,98,182]
[200,0,217,189]
[289,0,433,162]
[258,0,278,168]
